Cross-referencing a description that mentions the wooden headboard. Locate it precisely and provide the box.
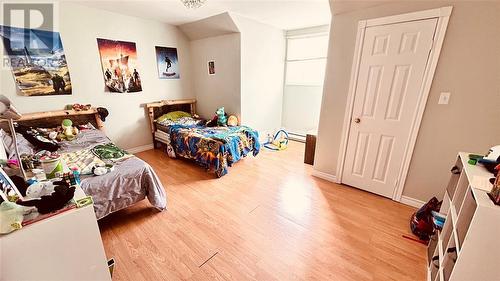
[1,108,105,132]
[145,99,196,135]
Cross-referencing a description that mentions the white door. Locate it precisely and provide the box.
[342,18,437,198]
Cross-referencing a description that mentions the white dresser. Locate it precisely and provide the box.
[427,152,500,281]
[0,187,111,281]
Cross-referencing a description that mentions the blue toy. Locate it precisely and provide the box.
[216,107,227,126]
[263,129,289,151]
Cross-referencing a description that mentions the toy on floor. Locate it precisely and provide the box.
[263,129,289,151]
[410,197,441,241]
[216,107,227,126]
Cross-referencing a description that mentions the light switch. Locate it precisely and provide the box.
[438,92,451,105]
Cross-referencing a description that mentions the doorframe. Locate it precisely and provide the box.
[336,6,453,202]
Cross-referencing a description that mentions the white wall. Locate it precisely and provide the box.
[0,2,193,149]
[233,15,285,138]
[190,33,241,119]
[186,13,285,136]
[315,1,500,202]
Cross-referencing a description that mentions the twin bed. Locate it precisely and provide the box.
[3,99,259,219]
[146,99,260,177]
[2,109,166,219]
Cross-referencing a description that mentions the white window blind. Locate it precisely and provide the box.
[286,35,329,61]
[285,33,328,86]
[281,29,329,136]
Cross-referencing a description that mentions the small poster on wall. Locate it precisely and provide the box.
[0,25,72,96]
[208,61,215,75]
[96,38,142,93]
[155,46,179,79]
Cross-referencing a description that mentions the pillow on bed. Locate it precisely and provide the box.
[157,111,192,122]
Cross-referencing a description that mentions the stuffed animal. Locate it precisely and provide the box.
[227,115,238,126]
[61,119,78,141]
[216,107,227,126]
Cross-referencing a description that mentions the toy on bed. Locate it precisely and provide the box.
[216,107,227,126]
[14,118,81,152]
[227,115,238,126]
[1,107,166,219]
[206,107,230,127]
[59,119,79,141]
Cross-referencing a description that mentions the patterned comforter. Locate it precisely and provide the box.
[160,120,260,177]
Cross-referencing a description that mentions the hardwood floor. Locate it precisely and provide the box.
[98,141,427,281]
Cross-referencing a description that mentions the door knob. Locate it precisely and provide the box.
[354,117,361,124]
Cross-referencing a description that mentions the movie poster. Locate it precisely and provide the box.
[97,38,142,93]
[0,25,72,96]
[208,61,215,75]
[155,46,179,79]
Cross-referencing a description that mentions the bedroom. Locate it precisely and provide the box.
[0,1,499,281]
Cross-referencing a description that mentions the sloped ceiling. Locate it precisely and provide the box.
[179,12,239,40]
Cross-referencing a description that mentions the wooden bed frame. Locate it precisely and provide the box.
[145,99,196,148]
[1,108,105,132]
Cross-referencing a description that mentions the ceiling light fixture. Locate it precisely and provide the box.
[180,0,206,9]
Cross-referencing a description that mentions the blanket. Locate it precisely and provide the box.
[168,125,260,177]
[57,129,167,219]
[61,148,105,175]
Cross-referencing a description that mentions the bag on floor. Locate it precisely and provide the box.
[410,197,441,241]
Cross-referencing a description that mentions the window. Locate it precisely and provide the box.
[281,27,329,136]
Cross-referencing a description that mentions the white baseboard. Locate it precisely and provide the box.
[400,196,425,208]
[312,170,338,183]
[127,144,154,154]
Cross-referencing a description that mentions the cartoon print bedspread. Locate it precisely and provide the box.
[168,125,260,177]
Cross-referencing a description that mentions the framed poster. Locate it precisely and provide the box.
[155,46,179,79]
[0,25,72,96]
[97,38,142,93]
[208,61,215,75]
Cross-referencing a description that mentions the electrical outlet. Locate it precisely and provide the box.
[438,92,451,105]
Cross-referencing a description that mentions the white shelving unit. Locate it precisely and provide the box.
[0,186,111,281]
[427,152,500,281]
